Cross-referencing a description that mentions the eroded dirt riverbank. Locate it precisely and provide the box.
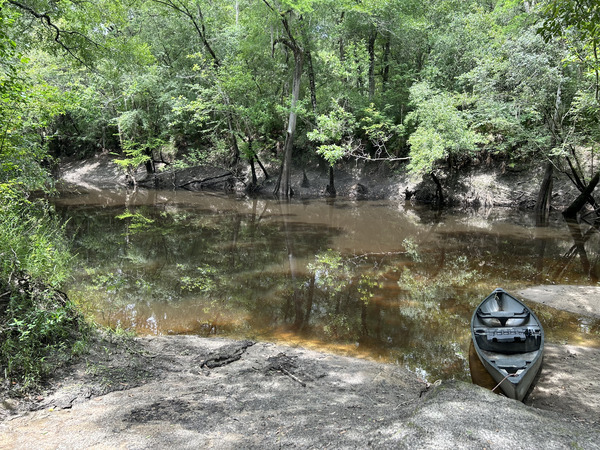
[1,329,599,449]
[56,152,581,208]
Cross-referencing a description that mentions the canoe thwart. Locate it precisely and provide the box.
[476,308,530,326]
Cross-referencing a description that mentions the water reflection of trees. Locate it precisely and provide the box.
[553,170,600,283]
[57,194,599,382]
[61,198,338,334]
[558,218,599,283]
[274,199,480,381]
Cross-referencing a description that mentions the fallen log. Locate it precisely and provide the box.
[563,171,599,220]
[199,340,254,369]
[178,172,233,190]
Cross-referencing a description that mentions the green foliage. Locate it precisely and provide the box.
[113,139,155,175]
[0,185,72,287]
[116,210,155,233]
[168,147,210,170]
[539,0,600,52]
[308,102,357,166]
[465,26,568,149]
[357,274,382,305]
[0,14,51,189]
[359,104,402,156]
[308,249,349,292]
[179,264,218,293]
[567,87,600,149]
[0,289,88,387]
[0,3,87,388]
[279,0,317,14]
[406,82,483,176]
[399,254,479,301]
[0,187,86,388]
[308,102,401,164]
[537,0,600,168]
[402,238,421,263]
[2,0,598,182]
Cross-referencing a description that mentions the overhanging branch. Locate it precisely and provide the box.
[7,0,102,66]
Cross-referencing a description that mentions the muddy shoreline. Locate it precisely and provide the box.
[1,331,599,449]
[1,281,599,448]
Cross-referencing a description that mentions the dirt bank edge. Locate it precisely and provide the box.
[57,153,581,208]
[518,285,600,319]
[1,335,598,449]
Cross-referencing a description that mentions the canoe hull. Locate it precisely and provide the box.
[477,349,543,401]
[471,288,544,401]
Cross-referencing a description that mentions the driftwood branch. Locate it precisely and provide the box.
[352,155,410,162]
[178,172,233,190]
[199,340,254,369]
[278,367,306,387]
[266,353,307,387]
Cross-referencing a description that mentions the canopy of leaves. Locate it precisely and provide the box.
[1,0,596,183]
[406,82,482,176]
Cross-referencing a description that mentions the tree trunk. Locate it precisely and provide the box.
[367,28,376,101]
[249,157,257,188]
[382,35,391,91]
[431,172,444,206]
[338,12,345,64]
[145,158,155,174]
[563,171,600,220]
[568,155,598,209]
[225,103,240,167]
[249,140,258,189]
[274,49,303,198]
[365,28,377,157]
[326,165,336,197]
[306,49,317,114]
[280,203,304,329]
[535,161,553,226]
[564,218,594,281]
[256,155,269,179]
[301,169,310,187]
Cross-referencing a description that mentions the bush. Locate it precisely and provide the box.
[0,185,72,287]
[0,287,88,388]
[0,184,88,388]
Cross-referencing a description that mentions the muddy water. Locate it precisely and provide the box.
[52,188,600,382]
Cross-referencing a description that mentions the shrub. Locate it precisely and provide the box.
[0,184,88,388]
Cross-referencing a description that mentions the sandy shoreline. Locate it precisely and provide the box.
[518,285,600,319]
[1,328,598,448]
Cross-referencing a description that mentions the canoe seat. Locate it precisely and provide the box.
[476,308,530,326]
[474,326,542,353]
[491,358,530,374]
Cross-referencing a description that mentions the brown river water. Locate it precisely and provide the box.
[52,188,600,382]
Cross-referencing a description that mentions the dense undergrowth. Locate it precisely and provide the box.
[0,185,89,390]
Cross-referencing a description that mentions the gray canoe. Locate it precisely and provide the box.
[471,288,544,401]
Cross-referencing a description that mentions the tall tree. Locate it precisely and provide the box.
[262,0,309,198]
